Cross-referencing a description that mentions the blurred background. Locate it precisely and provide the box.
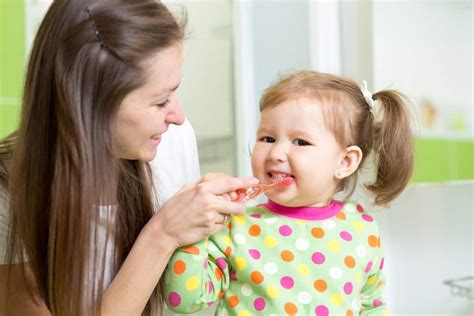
[0,0,472,315]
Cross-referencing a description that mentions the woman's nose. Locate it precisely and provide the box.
[166,98,185,126]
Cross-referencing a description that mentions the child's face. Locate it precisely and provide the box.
[251,97,345,207]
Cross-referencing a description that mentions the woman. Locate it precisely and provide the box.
[0,1,256,315]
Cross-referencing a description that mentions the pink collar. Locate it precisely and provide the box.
[262,199,343,221]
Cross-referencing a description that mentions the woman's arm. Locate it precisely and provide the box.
[100,176,257,316]
[0,263,51,316]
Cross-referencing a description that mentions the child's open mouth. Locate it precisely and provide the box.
[268,172,295,183]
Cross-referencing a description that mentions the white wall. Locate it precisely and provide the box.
[373,1,473,138]
[373,182,474,315]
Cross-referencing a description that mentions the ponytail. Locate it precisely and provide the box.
[365,90,414,205]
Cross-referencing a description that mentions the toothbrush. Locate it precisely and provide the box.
[233,177,294,203]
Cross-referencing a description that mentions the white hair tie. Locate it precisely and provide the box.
[360,80,378,112]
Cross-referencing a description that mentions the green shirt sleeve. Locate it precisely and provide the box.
[163,227,232,314]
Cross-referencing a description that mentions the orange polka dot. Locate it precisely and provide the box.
[346,309,353,316]
[183,245,200,255]
[284,302,298,314]
[313,279,327,292]
[376,280,384,288]
[250,271,264,284]
[368,235,378,247]
[173,260,186,275]
[227,222,232,230]
[311,227,325,238]
[228,296,239,308]
[215,268,223,281]
[218,291,226,298]
[336,212,346,220]
[225,247,232,258]
[281,250,294,262]
[248,224,261,236]
[344,256,356,268]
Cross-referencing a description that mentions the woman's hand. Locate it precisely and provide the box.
[150,174,259,250]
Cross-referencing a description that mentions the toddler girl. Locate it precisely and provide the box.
[163,71,414,315]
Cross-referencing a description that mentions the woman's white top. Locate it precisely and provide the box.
[0,118,201,274]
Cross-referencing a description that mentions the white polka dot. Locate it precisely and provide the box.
[352,298,361,310]
[208,243,218,252]
[295,238,309,251]
[345,203,357,213]
[356,245,367,258]
[329,267,343,279]
[323,219,336,229]
[264,262,278,275]
[192,255,202,261]
[264,217,277,224]
[234,234,246,244]
[297,291,312,304]
[241,283,253,296]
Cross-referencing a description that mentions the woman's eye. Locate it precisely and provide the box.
[293,138,311,146]
[259,136,275,143]
[156,99,170,107]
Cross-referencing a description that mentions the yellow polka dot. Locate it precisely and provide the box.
[185,276,200,291]
[263,235,278,248]
[222,236,231,246]
[295,219,305,225]
[235,257,248,270]
[368,275,378,286]
[327,239,341,252]
[267,285,280,298]
[355,271,363,284]
[238,311,251,316]
[330,293,344,307]
[297,264,311,276]
[233,215,246,224]
[352,221,365,232]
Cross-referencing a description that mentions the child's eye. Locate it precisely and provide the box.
[293,138,311,146]
[259,136,275,143]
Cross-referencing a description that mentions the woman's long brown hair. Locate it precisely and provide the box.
[0,0,185,315]
[259,71,415,206]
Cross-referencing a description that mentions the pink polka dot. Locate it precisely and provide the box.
[365,261,373,273]
[343,282,353,295]
[230,271,237,280]
[373,299,382,307]
[380,257,385,270]
[250,213,262,218]
[208,282,214,293]
[356,204,364,212]
[315,305,329,316]
[280,276,295,289]
[207,302,213,307]
[312,252,325,265]
[279,225,293,236]
[168,292,181,307]
[216,257,227,270]
[362,214,373,222]
[248,249,261,260]
[253,297,266,311]
[340,231,353,241]
[203,259,208,269]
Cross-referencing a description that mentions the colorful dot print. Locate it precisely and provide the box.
[164,201,388,315]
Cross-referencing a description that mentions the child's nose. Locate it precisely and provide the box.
[268,143,287,162]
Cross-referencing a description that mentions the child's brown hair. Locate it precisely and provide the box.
[259,71,414,205]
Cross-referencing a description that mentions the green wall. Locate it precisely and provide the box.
[0,0,24,137]
[0,1,472,183]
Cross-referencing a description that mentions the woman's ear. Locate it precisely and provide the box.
[334,145,363,179]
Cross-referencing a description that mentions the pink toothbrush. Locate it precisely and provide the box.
[233,177,294,203]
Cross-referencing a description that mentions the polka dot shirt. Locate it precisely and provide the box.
[164,200,389,315]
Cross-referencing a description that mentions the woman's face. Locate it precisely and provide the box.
[114,42,185,161]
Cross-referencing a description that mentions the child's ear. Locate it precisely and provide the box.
[334,145,363,179]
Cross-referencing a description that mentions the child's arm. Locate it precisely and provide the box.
[163,230,231,314]
[360,242,389,315]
